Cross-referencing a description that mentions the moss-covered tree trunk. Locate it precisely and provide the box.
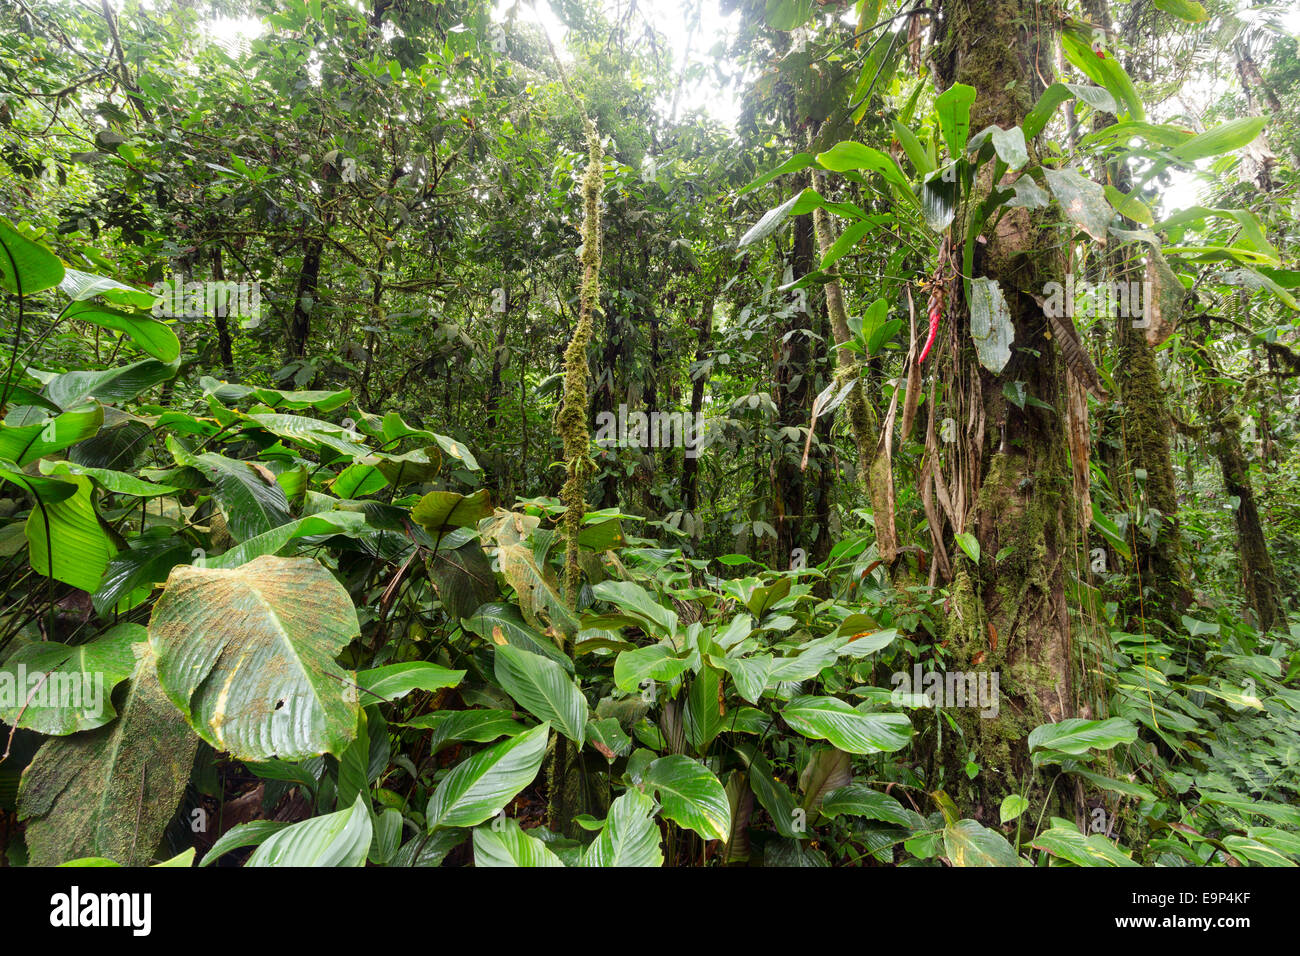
[931,0,1077,822]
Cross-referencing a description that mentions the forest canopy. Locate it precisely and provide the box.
[0,0,1298,874]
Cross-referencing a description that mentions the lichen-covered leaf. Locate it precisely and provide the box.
[1043,166,1113,242]
[148,554,361,760]
[17,643,199,866]
[970,277,1014,374]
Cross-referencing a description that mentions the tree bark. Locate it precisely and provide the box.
[930,0,1077,821]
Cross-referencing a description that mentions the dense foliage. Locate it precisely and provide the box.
[0,0,1297,868]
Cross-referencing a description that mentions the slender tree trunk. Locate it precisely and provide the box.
[772,213,813,564]
[683,291,715,514]
[210,245,234,378]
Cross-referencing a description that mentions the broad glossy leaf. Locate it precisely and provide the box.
[148,555,361,760]
[494,645,587,745]
[26,474,114,592]
[426,722,550,830]
[199,821,291,866]
[356,661,464,704]
[473,818,565,867]
[0,218,64,294]
[781,695,912,754]
[821,783,913,826]
[935,83,976,155]
[643,755,730,841]
[1032,823,1138,866]
[582,789,663,867]
[1028,717,1137,756]
[63,301,179,362]
[944,818,1022,866]
[246,795,372,867]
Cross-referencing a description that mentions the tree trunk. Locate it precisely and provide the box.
[931,0,1077,821]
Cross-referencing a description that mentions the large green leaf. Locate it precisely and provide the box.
[781,695,912,754]
[17,644,199,866]
[582,789,663,867]
[198,820,291,866]
[62,301,179,363]
[245,795,372,867]
[0,218,64,295]
[1032,823,1139,866]
[356,661,464,704]
[183,450,293,541]
[1028,717,1137,757]
[26,474,115,592]
[935,83,976,155]
[411,489,492,541]
[473,818,565,867]
[614,643,693,693]
[820,783,913,826]
[0,623,144,734]
[0,403,103,465]
[43,359,178,410]
[643,755,731,841]
[591,579,679,637]
[425,722,550,830]
[461,601,574,674]
[148,555,362,760]
[494,645,587,745]
[59,267,155,309]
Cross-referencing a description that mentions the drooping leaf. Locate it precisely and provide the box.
[0,218,64,295]
[0,623,144,734]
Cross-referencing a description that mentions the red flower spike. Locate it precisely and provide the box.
[919,306,941,364]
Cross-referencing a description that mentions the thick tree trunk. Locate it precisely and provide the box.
[931,0,1077,821]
